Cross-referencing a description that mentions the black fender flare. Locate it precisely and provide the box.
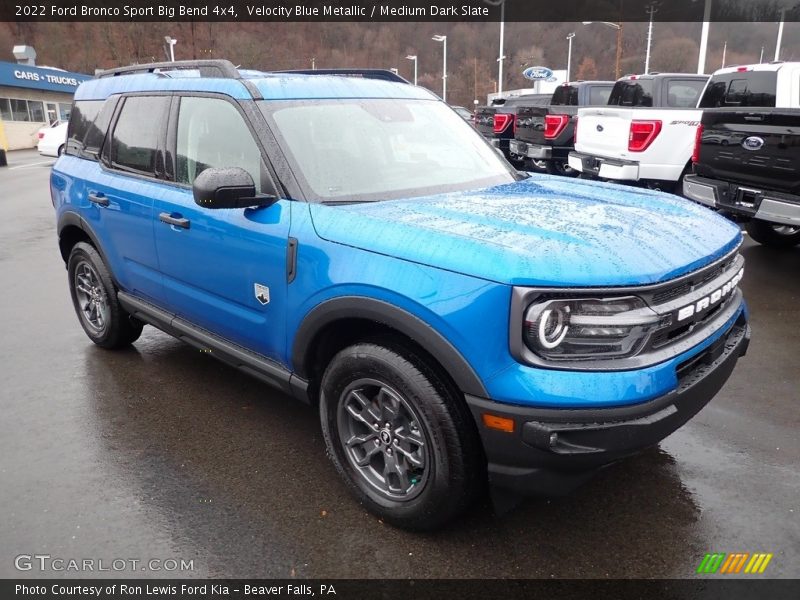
[291,296,488,398]
[57,211,114,275]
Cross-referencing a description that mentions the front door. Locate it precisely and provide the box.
[153,95,290,362]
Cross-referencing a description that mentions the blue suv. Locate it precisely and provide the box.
[52,60,750,530]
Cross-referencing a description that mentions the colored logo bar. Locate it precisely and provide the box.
[697,553,773,574]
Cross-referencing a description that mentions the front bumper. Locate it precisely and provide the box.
[683,175,800,226]
[568,151,640,181]
[465,315,750,496]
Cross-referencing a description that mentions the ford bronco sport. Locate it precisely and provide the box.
[52,60,750,530]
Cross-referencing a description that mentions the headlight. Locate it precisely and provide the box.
[523,296,660,361]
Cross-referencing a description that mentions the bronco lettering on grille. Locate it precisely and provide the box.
[676,268,744,322]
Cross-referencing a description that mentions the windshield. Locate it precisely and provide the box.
[260,98,517,202]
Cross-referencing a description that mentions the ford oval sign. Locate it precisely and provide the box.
[742,136,765,151]
[523,66,557,82]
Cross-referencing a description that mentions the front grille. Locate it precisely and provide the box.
[652,254,737,305]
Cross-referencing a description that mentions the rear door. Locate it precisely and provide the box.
[84,95,169,301]
[152,94,291,361]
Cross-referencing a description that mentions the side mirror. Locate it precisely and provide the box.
[192,167,277,209]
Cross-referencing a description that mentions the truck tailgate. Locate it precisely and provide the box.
[699,108,800,195]
[574,108,634,157]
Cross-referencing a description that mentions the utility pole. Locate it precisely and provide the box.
[721,41,727,69]
[775,8,786,61]
[566,33,575,82]
[645,3,658,75]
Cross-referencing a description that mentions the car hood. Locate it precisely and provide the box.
[308,176,742,287]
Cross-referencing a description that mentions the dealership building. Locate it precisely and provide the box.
[0,46,92,150]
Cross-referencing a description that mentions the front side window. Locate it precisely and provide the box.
[261,98,517,202]
[176,96,264,192]
[110,96,167,175]
[699,72,777,108]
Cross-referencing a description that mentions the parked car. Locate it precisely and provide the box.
[474,94,551,170]
[52,60,749,530]
[568,73,709,191]
[38,121,68,157]
[684,62,800,247]
[511,81,614,176]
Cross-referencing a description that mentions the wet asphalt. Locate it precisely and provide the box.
[0,149,797,579]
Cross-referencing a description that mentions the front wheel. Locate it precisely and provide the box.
[745,219,800,248]
[319,342,483,530]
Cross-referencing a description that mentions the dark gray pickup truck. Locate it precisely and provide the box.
[511,81,614,176]
[684,63,800,247]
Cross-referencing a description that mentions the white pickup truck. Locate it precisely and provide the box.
[568,73,709,192]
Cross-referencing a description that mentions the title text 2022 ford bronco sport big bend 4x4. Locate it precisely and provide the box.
[52,61,749,530]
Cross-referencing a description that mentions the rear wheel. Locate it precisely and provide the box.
[319,341,483,530]
[745,219,800,248]
[67,242,143,348]
[57,144,65,156]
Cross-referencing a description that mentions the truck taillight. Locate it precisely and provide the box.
[692,124,704,164]
[493,113,513,134]
[544,114,570,140]
[628,120,662,152]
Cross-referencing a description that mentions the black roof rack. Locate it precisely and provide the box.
[278,69,410,84]
[96,59,241,79]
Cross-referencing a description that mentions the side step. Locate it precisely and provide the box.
[118,291,310,403]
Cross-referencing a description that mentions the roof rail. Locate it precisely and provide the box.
[278,68,410,84]
[96,59,241,79]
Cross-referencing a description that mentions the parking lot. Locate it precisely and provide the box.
[0,149,798,579]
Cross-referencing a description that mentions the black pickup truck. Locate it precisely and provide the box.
[511,81,614,176]
[473,94,551,169]
[683,64,800,248]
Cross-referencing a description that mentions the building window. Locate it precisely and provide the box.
[0,98,47,122]
[59,103,72,122]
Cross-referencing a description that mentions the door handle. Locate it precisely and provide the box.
[159,212,190,229]
[88,192,109,207]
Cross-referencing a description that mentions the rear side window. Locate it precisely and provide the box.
[665,79,706,107]
[699,72,777,108]
[110,96,168,175]
[588,85,613,105]
[551,86,579,106]
[66,98,118,160]
[608,80,654,107]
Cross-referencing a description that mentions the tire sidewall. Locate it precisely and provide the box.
[319,344,465,525]
[67,243,121,346]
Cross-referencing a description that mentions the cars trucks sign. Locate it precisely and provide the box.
[0,61,91,94]
[523,66,557,82]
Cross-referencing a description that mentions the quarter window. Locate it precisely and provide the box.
[176,96,264,192]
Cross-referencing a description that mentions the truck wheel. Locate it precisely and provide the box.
[67,242,144,348]
[319,342,483,530]
[545,160,578,177]
[745,220,800,248]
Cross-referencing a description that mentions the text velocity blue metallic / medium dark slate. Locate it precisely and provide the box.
[51,61,750,528]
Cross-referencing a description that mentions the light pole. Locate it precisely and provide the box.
[775,8,786,61]
[432,34,447,101]
[697,0,712,74]
[721,41,727,68]
[482,1,506,96]
[566,33,575,83]
[405,54,418,85]
[760,46,765,64]
[582,21,622,79]
[645,2,659,74]
[164,36,177,62]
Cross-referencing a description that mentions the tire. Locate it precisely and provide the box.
[545,159,578,177]
[319,341,484,530]
[57,144,65,156]
[67,242,143,348]
[745,219,800,248]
